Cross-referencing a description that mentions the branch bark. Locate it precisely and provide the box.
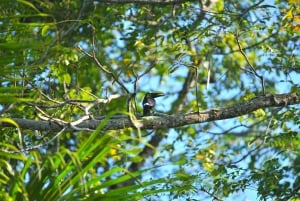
[2,93,299,132]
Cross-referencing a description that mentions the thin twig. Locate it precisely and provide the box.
[22,127,67,152]
[77,45,130,94]
[235,33,265,95]
[200,186,223,201]
[0,127,67,153]
[35,106,67,126]
[37,0,91,64]
[229,115,274,164]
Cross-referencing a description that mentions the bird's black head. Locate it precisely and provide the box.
[142,92,164,116]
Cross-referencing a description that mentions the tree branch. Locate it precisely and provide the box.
[2,93,299,132]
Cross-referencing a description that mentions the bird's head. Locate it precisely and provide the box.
[142,92,165,116]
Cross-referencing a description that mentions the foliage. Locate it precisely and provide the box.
[0,0,299,200]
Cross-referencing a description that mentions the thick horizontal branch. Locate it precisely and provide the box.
[2,93,299,132]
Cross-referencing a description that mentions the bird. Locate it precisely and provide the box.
[142,92,164,116]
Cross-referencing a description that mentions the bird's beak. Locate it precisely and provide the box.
[152,93,164,98]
